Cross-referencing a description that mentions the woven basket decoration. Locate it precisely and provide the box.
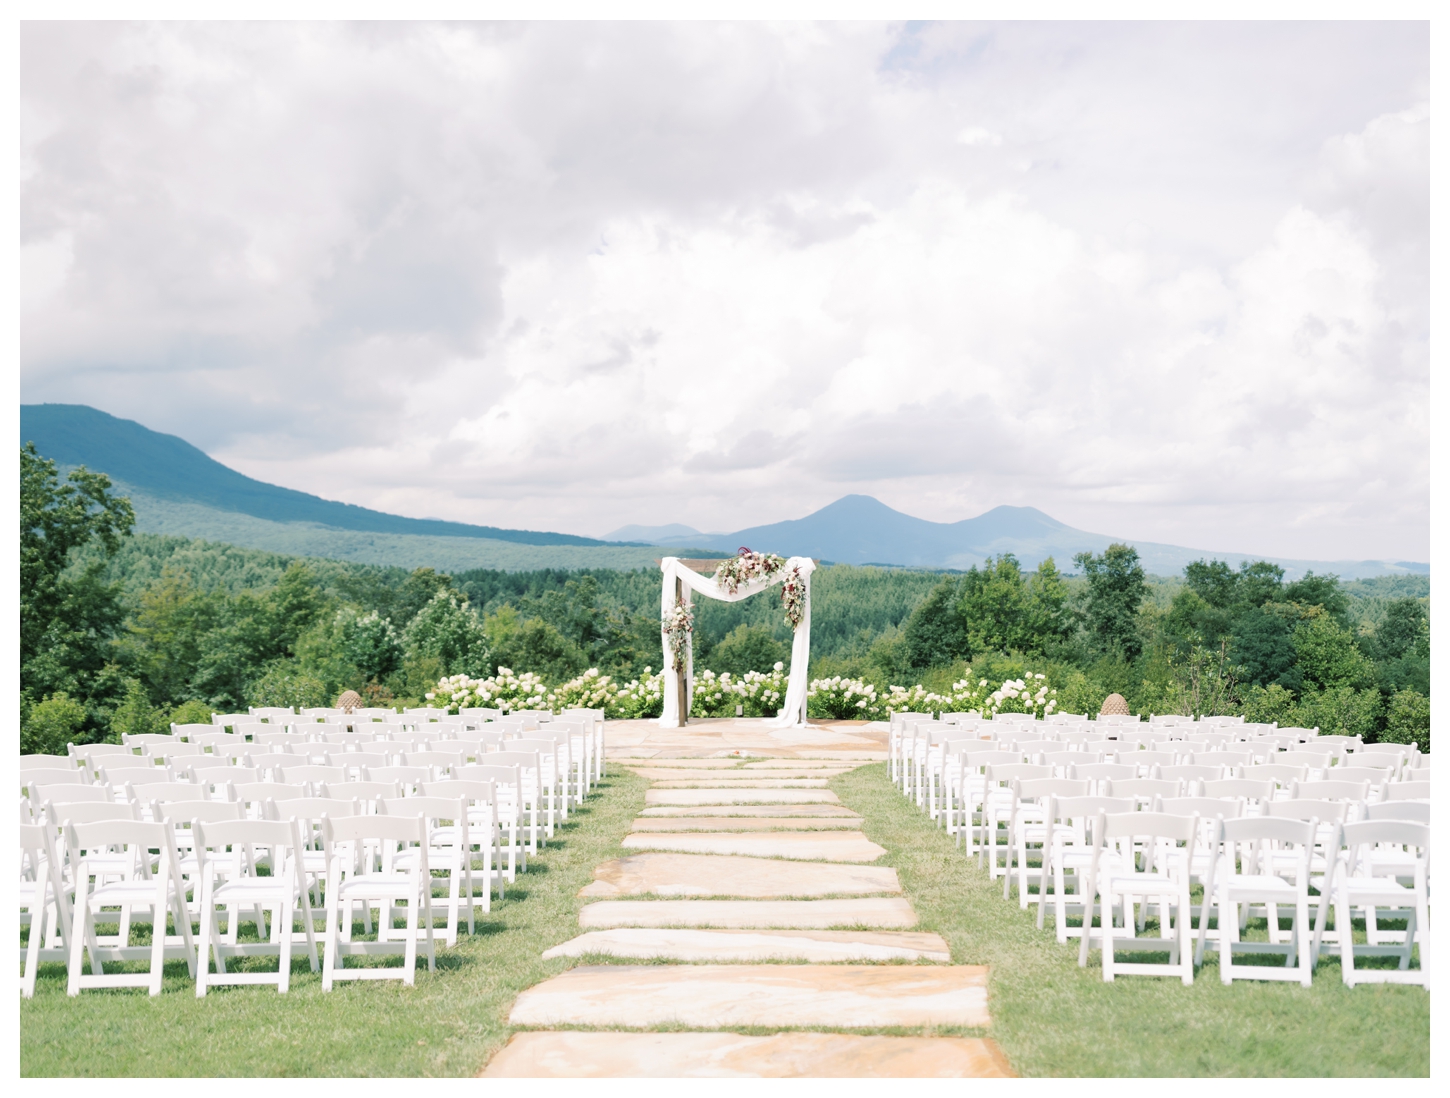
[336,689,363,713]
[1099,693,1130,716]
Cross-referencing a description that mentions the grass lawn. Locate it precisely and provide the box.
[20,768,649,1077]
[831,762,1430,1077]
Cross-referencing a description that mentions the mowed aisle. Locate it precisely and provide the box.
[484,721,1012,1078]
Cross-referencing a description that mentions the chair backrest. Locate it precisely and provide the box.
[454,764,521,788]
[1105,778,1182,801]
[212,712,250,728]
[419,779,496,804]
[1157,764,1226,783]
[1099,810,1199,843]
[1069,763,1137,783]
[168,800,246,824]
[31,782,111,805]
[127,780,208,804]
[362,765,434,786]
[1291,779,1370,802]
[48,800,142,826]
[251,706,296,721]
[1386,780,1430,802]
[273,765,349,785]
[20,753,79,770]
[1265,798,1348,823]
[1158,796,1243,820]
[955,749,1024,769]
[66,818,176,864]
[1278,751,1332,769]
[489,751,543,773]
[149,742,204,759]
[1191,750,1256,768]
[1364,800,1430,824]
[1050,795,1135,821]
[273,797,361,824]
[229,781,311,805]
[1201,778,1275,803]
[1016,777,1090,801]
[986,764,1053,787]
[1242,764,1310,786]
[402,751,467,769]
[24,769,89,789]
[1219,814,1316,847]
[320,781,402,802]
[327,752,396,770]
[321,812,427,846]
[1340,819,1429,856]
[1330,767,1393,788]
[381,795,467,825]
[1360,743,1412,761]
[186,765,262,788]
[99,764,171,787]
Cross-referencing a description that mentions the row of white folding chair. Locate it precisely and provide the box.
[23,793,500,998]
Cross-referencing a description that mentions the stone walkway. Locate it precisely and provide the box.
[481,720,1011,1078]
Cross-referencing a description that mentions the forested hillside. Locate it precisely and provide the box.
[20,446,1431,753]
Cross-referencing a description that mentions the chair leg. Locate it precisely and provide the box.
[278,895,294,993]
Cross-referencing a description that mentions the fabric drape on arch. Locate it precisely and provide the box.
[658,556,815,729]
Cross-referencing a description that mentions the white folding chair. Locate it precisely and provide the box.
[20,822,71,997]
[1078,811,1200,985]
[1196,815,1322,986]
[193,816,320,995]
[319,813,435,989]
[63,818,197,995]
[1314,819,1431,987]
[380,795,475,945]
[1042,795,1134,941]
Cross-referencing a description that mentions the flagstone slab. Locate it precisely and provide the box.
[578,853,901,898]
[646,788,842,805]
[482,1032,1013,1078]
[742,760,869,770]
[625,768,852,781]
[630,817,862,832]
[618,759,750,769]
[507,964,991,1028]
[639,804,861,818]
[541,928,951,962]
[578,897,920,929]
[648,778,833,789]
[620,831,886,862]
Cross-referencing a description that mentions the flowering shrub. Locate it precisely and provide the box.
[809,676,885,720]
[983,672,1057,716]
[611,668,664,719]
[691,663,790,718]
[662,598,693,671]
[943,677,991,714]
[883,683,949,715]
[547,668,618,713]
[425,667,548,713]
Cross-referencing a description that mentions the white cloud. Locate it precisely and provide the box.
[18,21,1429,561]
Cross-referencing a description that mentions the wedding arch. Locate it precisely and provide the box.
[658,550,816,728]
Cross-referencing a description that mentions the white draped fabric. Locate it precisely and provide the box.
[658,556,815,729]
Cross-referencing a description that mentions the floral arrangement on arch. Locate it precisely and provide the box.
[662,597,694,671]
[713,547,807,629]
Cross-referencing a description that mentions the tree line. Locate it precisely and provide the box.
[20,445,1430,751]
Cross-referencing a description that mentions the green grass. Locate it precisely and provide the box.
[829,763,1430,1077]
[20,769,649,1077]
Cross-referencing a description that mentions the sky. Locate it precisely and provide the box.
[19,21,1431,560]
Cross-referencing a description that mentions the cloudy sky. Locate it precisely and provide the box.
[20,21,1429,560]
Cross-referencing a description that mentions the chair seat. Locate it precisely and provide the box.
[1217,874,1300,898]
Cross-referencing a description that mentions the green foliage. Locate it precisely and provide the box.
[481,606,586,682]
[21,692,89,755]
[20,444,135,731]
[245,664,330,710]
[108,678,170,741]
[167,699,215,727]
[903,578,969,668]
[706,624,788,676]
[1373,598,1429,661]
[402,590,492,676]
[1380,688,1430,752]
[1230,606,1301,689]
[1292,614,1375,689]
[1074,543,1147,659]
[340,610,403,682]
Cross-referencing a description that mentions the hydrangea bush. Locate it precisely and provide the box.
[611,668,664,719]
[691,663,790,718]
[547,668,618,713]
[983,672,1057,716]
[808,676,885,719]
[425,667,548,713]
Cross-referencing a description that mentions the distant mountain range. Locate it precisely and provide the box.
[604,495,1427,581]
[23,403,1427,579]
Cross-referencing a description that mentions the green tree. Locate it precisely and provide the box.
[19,443,135,716]
[245,664,330,710]
[109,678,171,741]
[1380,688,1429,752]
[903,578,968,668]
[1373,598,1429,661]
[1281,571,1350,627]
[1074,543,1147,659]
[959,555,1032,654]
[397,567,456,623]
[340,610,404,682]
[1184,559,1239,609]
[21,692,89,755]
[1292,614,1375,689]
[707,624,788,676]
[1230,606,1301,690]
[403,590,492,676]
[1026,557,1072,648]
